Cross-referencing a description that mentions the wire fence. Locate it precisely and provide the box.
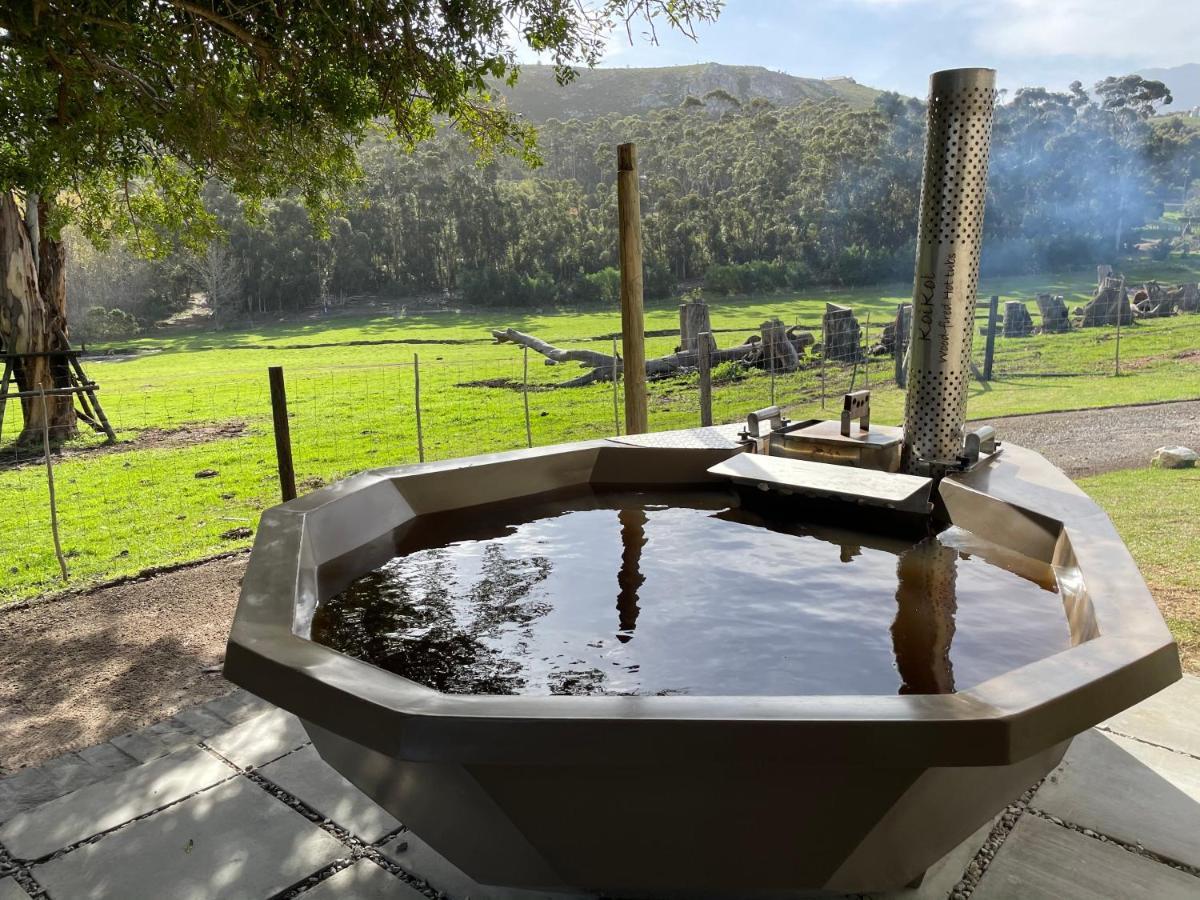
[3,293,1200,602]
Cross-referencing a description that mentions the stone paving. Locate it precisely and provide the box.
[0,677,1197,900]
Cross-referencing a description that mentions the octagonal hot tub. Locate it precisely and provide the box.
[225,65,1180,895]
[224,428,1179,896]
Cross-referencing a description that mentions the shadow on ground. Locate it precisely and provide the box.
[0,556,246,771]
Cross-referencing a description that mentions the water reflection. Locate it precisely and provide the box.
[615,508,647,642]
[311,488,1069,697]
[322,543,553,694]
[892,538,959,694]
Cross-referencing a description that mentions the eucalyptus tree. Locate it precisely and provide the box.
[0,0,720,446]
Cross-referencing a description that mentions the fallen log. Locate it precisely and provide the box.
[490,327,760,387]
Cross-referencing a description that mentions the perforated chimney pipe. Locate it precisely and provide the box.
[902,68,996,473]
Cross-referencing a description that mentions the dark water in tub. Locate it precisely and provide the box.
[310,488,1071,697]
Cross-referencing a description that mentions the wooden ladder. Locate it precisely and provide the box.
[0,340,116,445]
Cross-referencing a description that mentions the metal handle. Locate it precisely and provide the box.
[745,406,784,437]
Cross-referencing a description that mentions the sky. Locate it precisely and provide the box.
[589,0,1200,98]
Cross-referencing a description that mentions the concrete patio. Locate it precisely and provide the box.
[0,677,1196,900]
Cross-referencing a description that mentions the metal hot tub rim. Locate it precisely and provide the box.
[223,431,1180,895]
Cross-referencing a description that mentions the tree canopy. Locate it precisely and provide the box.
[0,0,720,447]
[0,0,721,243]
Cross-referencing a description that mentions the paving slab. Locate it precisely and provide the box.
[1101,674,1200,759]
[202,689,275,725]
[304,860,426,900]
[170,705,232,739]
[75,743,138,781]
[1030,729,1200,868]
[205,707,308,770]
[32,776,346,900]
[109,718,197,764]
[36,754,100,799]
[0,768,56,824]
[0,747,234,861]
[258,745,400,843]
[0,878,32,900]
[972,815,1199,900]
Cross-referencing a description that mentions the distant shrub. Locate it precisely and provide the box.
[644,260,675,299]
[460,268,556,307]
[74,306,140,343]
[823,245,909,285]
[704,261,789,295]
[576,267,621,305]
[784,261,814,289]
[710,359,751,382]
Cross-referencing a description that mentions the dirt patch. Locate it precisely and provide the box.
[1119,348,1200,371]
[0,556,247,773]
[1149,583,1200,675]
[455,378,558,392]
[0,420,248,470]
[127,420,249,451]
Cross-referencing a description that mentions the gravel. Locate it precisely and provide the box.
[971,399,1200,478]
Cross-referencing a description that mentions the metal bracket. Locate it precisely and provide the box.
[841,390,871,437]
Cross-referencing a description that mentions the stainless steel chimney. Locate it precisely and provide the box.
[903,68,996,473]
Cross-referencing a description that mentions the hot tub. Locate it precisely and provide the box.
[224,65,1180,894]
[224,427,1180,895]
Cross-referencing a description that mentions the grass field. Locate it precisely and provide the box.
[3,256,1200,603]
[1077,467,1200,672]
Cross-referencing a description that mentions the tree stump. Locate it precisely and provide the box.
[822,303,863,363]
[1173,283,1199,313]
[1035,293,1071,333]
[1081,278,1133,327]
[760,318,798,372]
[678,298,718,355]
[1003,301,1034,337]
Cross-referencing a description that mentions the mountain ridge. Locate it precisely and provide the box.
[496,62,885,122]
[1138,62,1200,112]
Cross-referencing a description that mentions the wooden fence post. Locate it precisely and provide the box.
[611,336,621,436]
[39,387,68,581]
[894,303,909,389]
[413,353,425,462]
[522,346,533,448]
[268,366,297,502]
[983,295,999,381]
[698,331,713,427]
[1114,277,1125,377]
[863,312,871,390]
[820,315,828,409]
[617,143,648,434]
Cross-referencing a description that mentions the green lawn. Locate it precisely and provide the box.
[3,257,1200,603]
[1077,467,1200,673]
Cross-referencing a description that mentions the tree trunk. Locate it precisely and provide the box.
[0,191,77,447]
[491,327,759,387]
[678,299,716,355]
